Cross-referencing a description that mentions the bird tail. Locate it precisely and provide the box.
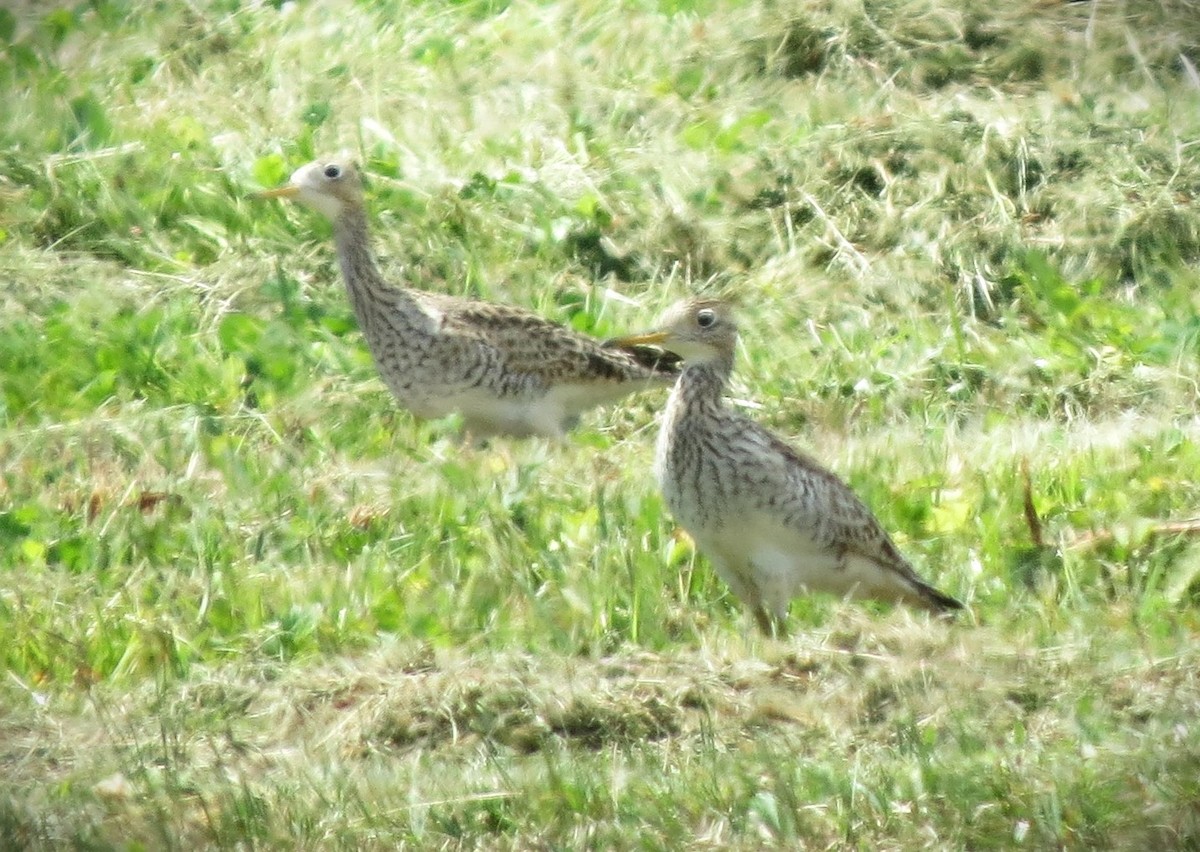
[846,550,964,616]
[908,579,964,615]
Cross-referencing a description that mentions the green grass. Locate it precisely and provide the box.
[3,0,1200,847]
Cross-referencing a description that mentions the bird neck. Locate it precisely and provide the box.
[656,356,733,481]
[672,356,734,410]
[332,204,426,331]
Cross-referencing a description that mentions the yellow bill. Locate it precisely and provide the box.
[605,330,669,348]
[255,185,299,200]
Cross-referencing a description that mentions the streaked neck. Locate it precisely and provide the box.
[676,356,733,405]
[333,204,393,305]
[331,204,433,338]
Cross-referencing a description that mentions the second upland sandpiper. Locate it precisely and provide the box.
[259,157,678,440]
[608,298,963,635]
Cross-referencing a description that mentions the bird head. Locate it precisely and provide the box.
[606,298,738,365]
[258,156,363,221]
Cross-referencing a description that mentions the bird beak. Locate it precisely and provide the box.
[256,184,299,200]
[604,330,669,348]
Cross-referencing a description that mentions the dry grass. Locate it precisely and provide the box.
[2,0,1200,846]
[5,612,1197,847]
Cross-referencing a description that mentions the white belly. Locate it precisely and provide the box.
[687,510,869,616]
[441,382,630,439]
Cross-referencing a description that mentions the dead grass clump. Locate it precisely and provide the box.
[739,0,1199,91]
[367,659,689,754]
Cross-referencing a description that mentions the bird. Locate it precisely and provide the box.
[606,298,963,635]
[257,156,678,441]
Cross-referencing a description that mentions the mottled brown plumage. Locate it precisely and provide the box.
[260,157,677,440]
[609,298,962,634]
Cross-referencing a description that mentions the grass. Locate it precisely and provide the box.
[2,0,1200,847]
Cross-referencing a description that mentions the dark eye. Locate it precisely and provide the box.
[323,163,342,179]
[696,308,716,329]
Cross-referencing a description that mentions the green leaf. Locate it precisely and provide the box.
[1165,542,1200,604]
[0,9,15,43]
[678,120,712,151]
[252,154,288,189]
[0,510,32,543]
[69,93,113,146]
[169,115,207,149]
[9,43,39,72]
[20,537,46,563]
[301,101,331,128]
[217,313,265,355]
[43,7,76,44]
[412,35,454,64]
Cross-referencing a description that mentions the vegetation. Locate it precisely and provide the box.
[2,0,1199,847]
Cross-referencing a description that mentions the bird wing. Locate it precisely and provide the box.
[425,295,679,389]
[714,408,960,612]
[728,412,913,572]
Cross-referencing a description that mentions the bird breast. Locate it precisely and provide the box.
[656,395,751,532]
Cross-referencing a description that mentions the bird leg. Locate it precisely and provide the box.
[753,605,787,638]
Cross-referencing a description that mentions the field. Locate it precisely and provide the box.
[2,0,1200,847]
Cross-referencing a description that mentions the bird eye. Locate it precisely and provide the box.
[323,163,342,179]
[696,308,717,329]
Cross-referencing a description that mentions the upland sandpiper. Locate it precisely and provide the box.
[259,157,678,440]
[608,298,963,635]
